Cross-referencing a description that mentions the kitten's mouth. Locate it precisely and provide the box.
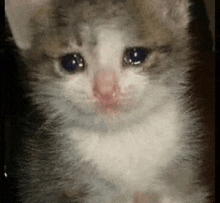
[96,97,121,115]
[91,91,137,116]
[90,91,138,117]
[91,70,124,115]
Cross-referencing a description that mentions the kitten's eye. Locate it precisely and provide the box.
[60,53,85,73]
[123,48,148,66]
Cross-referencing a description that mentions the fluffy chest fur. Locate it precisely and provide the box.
[71,101,183,190]
[5,0,211,202]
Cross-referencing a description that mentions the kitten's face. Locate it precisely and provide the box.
[23,0,189,126]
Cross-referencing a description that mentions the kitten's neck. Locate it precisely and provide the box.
[69,100,185,190]
[70,99,184,139]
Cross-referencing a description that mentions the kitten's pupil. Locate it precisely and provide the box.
[61,53,85,73]
[60,48,148,73]
[124,48,148,66]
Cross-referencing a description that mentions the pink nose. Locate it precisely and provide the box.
[93,70,119,101]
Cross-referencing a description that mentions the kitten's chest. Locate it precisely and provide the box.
[71,108,182,188]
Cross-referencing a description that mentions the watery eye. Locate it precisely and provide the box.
[124,48,148,66]
[60,53,85,73]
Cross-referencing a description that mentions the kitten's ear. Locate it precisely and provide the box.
[131,0,191,31]
[5,0,51,50]
[158,0,191,29]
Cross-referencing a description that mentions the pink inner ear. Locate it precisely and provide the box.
[5,0,51,50]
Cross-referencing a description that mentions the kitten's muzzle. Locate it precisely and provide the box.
[93,70,122,113]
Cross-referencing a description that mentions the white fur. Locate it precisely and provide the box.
[6,0,209,202]
[97,27,125,72]
[71,101,183,191]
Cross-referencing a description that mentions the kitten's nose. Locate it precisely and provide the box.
[93,70,120,101]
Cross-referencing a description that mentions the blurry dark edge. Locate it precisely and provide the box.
[1,0,28,202]
[0,0,216,202]
[188,0,215,202]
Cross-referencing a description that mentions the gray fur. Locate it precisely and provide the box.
[6,0,210,202]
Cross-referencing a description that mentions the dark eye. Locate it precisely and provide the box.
[123,48,148,66]
[60,53,85,73]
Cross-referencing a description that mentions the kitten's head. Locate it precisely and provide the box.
[6,0,192,128]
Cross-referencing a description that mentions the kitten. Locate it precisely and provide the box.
[5,0,210,202]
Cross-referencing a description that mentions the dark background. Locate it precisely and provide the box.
[1,0,216,202]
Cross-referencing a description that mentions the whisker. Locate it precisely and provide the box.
[33,109,64,138]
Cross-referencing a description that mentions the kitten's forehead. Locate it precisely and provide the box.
[53,1,140,51]
[96,27,125,70]
[37,0,173,56]
[47,1,116,39]
[56,0,131,24]
[54,0,171,48]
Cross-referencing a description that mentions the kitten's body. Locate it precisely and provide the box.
[6,0,209,202]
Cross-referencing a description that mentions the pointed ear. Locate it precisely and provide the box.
[159,0,191,29]
[130,0,191,32]
[5,0,51,50]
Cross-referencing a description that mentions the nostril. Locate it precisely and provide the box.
[93,86,117,102]
[92,71,122,114]
[93,70,119,100]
